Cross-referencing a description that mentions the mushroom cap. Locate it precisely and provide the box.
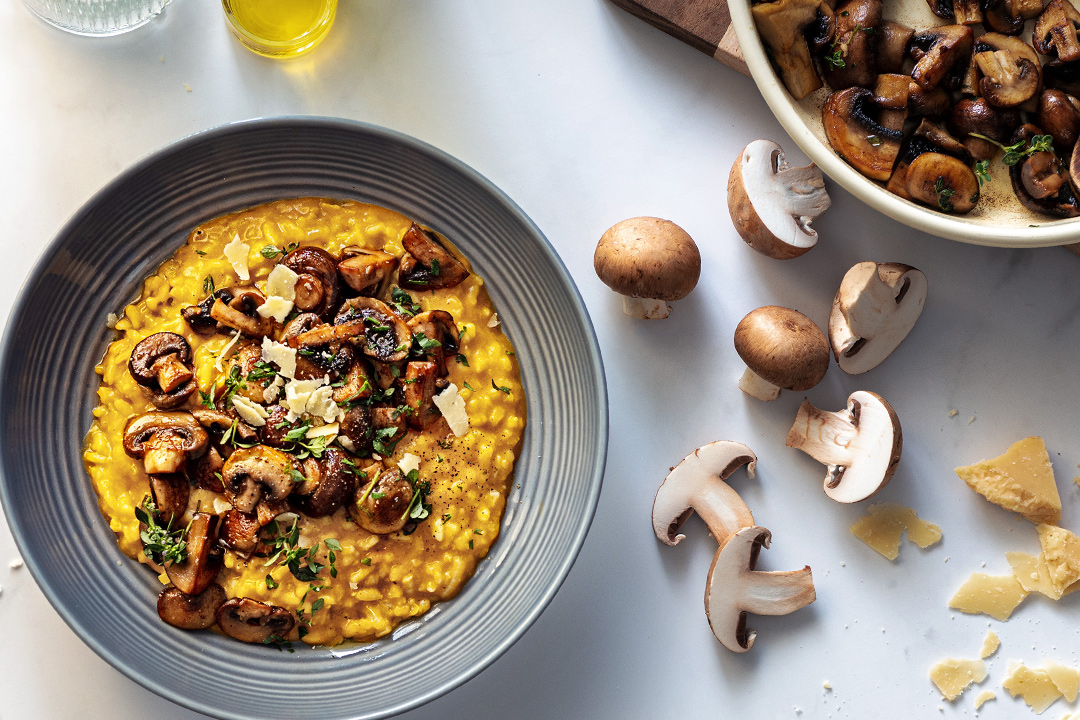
[221,445,295,514]
[282,246,342,319]
[334,297,412,363]
[293,447,356,518]
[652,441,757,546]
[728,140,831,260]
[356,467,414,535]
[823,87,903,181]
[157,583,227,631]
[216,597,295,644]
[593,217,701,302]
[734,306,830,391]
[123,411,209,474]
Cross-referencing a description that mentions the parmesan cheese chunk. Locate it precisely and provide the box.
[284,377,329,419]
[232,395,269,427]
[1007,552,1062,600]
[265,263,299,301]
[980,630,1000,659]
[973,690,995,710]
[849,502,942,560]
[954,436,1062,525]
[223,234,251,281]
[948,572,1028,621]
[214,329,242,372]
[307,384,338,423]
[1037,524,1080,595]
[261,337,297,379]
[1002,663,1063,714]
[256,295,293,323]
[398,453,421,476]
[1044,661,1080,703]
[263,375,285,403]
[433,383,469,437]
[487,313,499,328]
[929,658,987,701]
[306,422,339,439]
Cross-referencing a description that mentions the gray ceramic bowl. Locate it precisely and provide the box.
[0,118,608,719]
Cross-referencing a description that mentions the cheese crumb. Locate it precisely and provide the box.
[973,690,995,710]
[307,385,338,424]
[948,408,959,417]
[1003,662,1063,714]
[398,453,422,476]
[265,264,299,300]
[979,630,1000,659]
[487,313,500,327]
[8,558,22,570]
[823,681,831,690]
[106,312,119,329]
[261,337,297,379]
[849,502,942,560]
[256,296,293,323]
[930,658,987,701]
[433,383,470,437]
[212,497,232,515]
[223,234,251,281]
[231,395,269,427]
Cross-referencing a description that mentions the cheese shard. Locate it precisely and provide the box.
[265,263,299,300]
[1044,661,1080,703]
[850,503,942,560]
[954,436,1062,524]
[1002,662,1063,714]
[1037,524,1080,595]
[973,689,996,710]
[979,630,1000,659]
[949,572,1028,621]
[223,234,251,281]
[261,337,296,379]
[1007,552,1062,600]
[930,658,987,701]
[433,383,469,437]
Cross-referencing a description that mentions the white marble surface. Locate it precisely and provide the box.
[2,1,1080,718]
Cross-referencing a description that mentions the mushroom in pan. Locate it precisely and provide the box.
[949,98,1022,160]
[972,33,1042,109]
[398,223,470,290]
[821,0,882,90]
[828,262,928,375]
[909,25,974,91]
[904,153,980,213]
[1009,124,1080,216]
[164,512,225,596]
[877,21,915,73]
[752,0,824,100]
[733,306,830,401]
[334,297,412,363]
[1034,0,1080,63]
[282,246,341,319]
[355,467,414,535]
[823,87,904,181]
[292,447,356,518]
[216,597,296,644]
[210,286,275,337]
[128,332,197,409]
[220,444,295,514]
[785,390,903,503]
[157,583,227,631]
[123,411,209,474]
[727,140,832,260]
[593,217,701,320]
[1038,89,1080,151]
[705,526,816,653]
[651,441,757,546]
[338,247,398,296]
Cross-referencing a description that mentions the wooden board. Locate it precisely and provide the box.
[609,0,749,76]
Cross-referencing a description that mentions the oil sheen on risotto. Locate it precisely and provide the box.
[83,198,526,646]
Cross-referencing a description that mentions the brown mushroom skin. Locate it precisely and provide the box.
[182,288,235,334]
[165,512,224,596]
[123,411,209,475]
[188,446,225,493]
[822,0,882,90]
[407,310,460,378]
[910,25,974,92]
[973,34,1043,109]
[216,598,296,644]
[1010,124,1080,216]
[335,297,412,363]
[221,445,295,514]
[220,509,262,554]
[157,584,227,631]
[356,467,414,535]
[128,332,197,409]
[904,153,980,213]
[340,404,375,457]
[404,361,442,430]
[734,307,830,392]
[338,248,398,295]
[876,21,914,73]
[1034,0,1080,62]
[823,87,903,180]
[148,472,190,525]
[1038,89,1080,152]
[397,224,470,290]
[293,448,356,518]
[282,246,341,320]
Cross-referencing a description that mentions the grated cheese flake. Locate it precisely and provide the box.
[256,295,293,323]
[265,264,299,301]
[398,453,421,476]
[433,383,469,437]
[231,395,269,427]
[214,329,243,372]
[223,234,251,281]
[261,337,297,379]
[306,422,339,439]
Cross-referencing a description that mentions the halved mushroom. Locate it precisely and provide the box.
[210,287,274,337]
[904,152,980,213]
[282,246,341,319]
[1010,124,1080,216]
[128,332,197,409]
[877,21,915,73]
[216,597,295,644]
[407,310,460,376]
[786,390,902,503]
[165,512,224,596]
[973,33,1042,108]
[339,404,375,457]
[372,407,408,447]
[705,526,816,653]
[182,288,235,335]
[829,262,928,374]
[1022,151,1070,197]
[822,0,882,90]
[338,247,398,296]
[220,509,262,554]
[335,297,412,363]
[909,25,974,92]
[398,224,470,290]
[148,472,190,525]
[123,411,209,474]
[403,361,443,430]
[907,83,952,118]
[355,467,414,535]
[734,306,830,401]
[192,407,258,444]
[1038,89,1080,151]
[221,445,295,513]
[652,441,757,546]
[727,140,831,260]
[332,357,374,405]
[804,3,836,54]
[983,0,1027,35]
[888,120,974,197]
[188,446,225,493]
[1045,59,1080,96]
[753,0,823,99]
[293,448,356,518]
[823,87,903,180]
[157,583,226,630]
[1035,0,1080,62]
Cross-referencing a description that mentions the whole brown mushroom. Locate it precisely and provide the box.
[734,306,830,401]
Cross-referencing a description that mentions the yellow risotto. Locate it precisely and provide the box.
[82,198,526,646]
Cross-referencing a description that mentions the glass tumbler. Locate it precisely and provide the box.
[222,0,337,59]
[22,0,171,35]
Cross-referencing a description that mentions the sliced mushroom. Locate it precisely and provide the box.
[804,3,836,54]
[734,306,830,401]
[904,152,980,213]
[949,97,1023,160]
[335,297,412,362]
[404,361,442,430]
[1022,151,1069,198]
[822,0,882,90]
[727,140,831,260]
[984,0,1027,35]
[221,445,295,513]
[372,407,408,447]
[973,33,1042,108]
[1035,0,1080,62]
[293,447,355,517]
[157,583,227,630]
[753,0,823,99]
[888,120,973,197]
[909,25,974,92]
[1038,89,1080,151]
[281,246,341,319]
[823,87,903,180]
[1045,58,1080,96]
[338,248,398,296]
[652,441,757,546]
[407,310,460,377]
[340,404,375,457]
[220,509,262,554]
[182,288,235,334]
[876,21,915,73]
[128,332,197,409]
[148,472,190,525]
[216,597,295,644]
[398,224,470,290]
[785,390,902,503]
[188,445,225,493]
[355,467,414,535]
[1010,124,1080,216]
[123,411,209,474]
[828,262,928,374]
[192,407,258,444]
[705,526,816,653]
[210,287,274,337]
[165,512,224,596]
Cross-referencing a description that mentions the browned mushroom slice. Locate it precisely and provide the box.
[335,297,411,363]
[332,358,373,405]
[407,310,460,377]
[129,332,197,409]
[148,472,190,525]
[123,412,209,474]
[822,0,882,90]
[1010,124,1080,216]
[338,248,398,295]
[1038,89,1080,151]
[293,448,356,518]
[259,406,301,448]
[949,0,983,25]
[189,445,225,493]
[216,597,296,644]
[289,319,365,350]
[220,509,262,554]
[398,224,470,290]
[210,287,275,337]
[192,407,259,445]
[753,0,822,99]
[904,153,980,213]
[910,25,974,91]
[804,3,836,54]
[877,21,914,73]
[1046,59,1080,96]
[949,98,1023,160]
[403,361,442,430]
[372,407,408,448]
[221,445,295,513]
[1022,151,1070,197]
[165,512,224,596]
[983,0,1026,34]
[1035,0,1080,62]
[157,584,227,630]
[355,467,414,535]
[182,288,235,335]
[907,82,952,118]
[823,87,903,181]
[973,33,1042,108]
[281,246,341,319]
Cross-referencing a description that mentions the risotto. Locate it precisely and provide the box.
[82,198,526,647]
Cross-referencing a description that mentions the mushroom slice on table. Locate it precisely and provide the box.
[128,332,197,409]
[734,306,830,401]
[652,441,757,546]
[909,25,974,91]
[705,526,816,653]
[727,140,831,260]
[829,262,927,375]
[786,390,902,503]
[157,583,226,630]
[282,246,342,319]
[1035,0,1080,62]
[593,217,700,320]
[165,512,225,596]
[752,0,824,100]
[123,411,209,475]
[221,445,295,514]
[398,223,470,290]
[823,87,903,181]
[338,247,398,296]
[216,598,295,643]
[355,467,415,535]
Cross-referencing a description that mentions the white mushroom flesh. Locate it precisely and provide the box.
[622,296,670,320]
[737,366,782,401]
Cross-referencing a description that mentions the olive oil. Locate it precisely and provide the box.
[223,0,337,58]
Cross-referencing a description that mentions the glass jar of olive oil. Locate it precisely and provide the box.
[222,0,337,58]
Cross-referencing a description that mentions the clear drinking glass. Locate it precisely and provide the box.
[22,0,171,35]
[222,0,337,58]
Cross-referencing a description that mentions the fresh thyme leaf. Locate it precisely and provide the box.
[975,159,991,185]
[195,249,207,256]
[247,360,278,384]
[934,176,955,212]
[430,258,441,276]
[361,557,372,566]
[199,389,215,409]
[414,332,441,351]
[265,574,278,589]
[463,381,475,391]
[456,353,469,366]
[261,245,282,259]
[136,497,189,566]
[290,468,307,485]
[203,275,215,294]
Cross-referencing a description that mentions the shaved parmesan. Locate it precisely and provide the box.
[337,436,357,452]
[212,497,233,515]
[263,375,284,403]
[232,395,269,427]
[256,295,293,323]
[398,453,421,476]
[223,234,251,281]
[306,422,339,439]
[284,377,328,418]
[261,337,297,379]
[265,264,299,301]
[307,385,338,423]
[433,383,469,437]
[488,313,500,328]
[214,329,242,372]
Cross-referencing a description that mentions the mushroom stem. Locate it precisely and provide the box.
[621,295,670,320]
[737,366,782,401]
[738,566,818,616]
[787,400,859,467]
